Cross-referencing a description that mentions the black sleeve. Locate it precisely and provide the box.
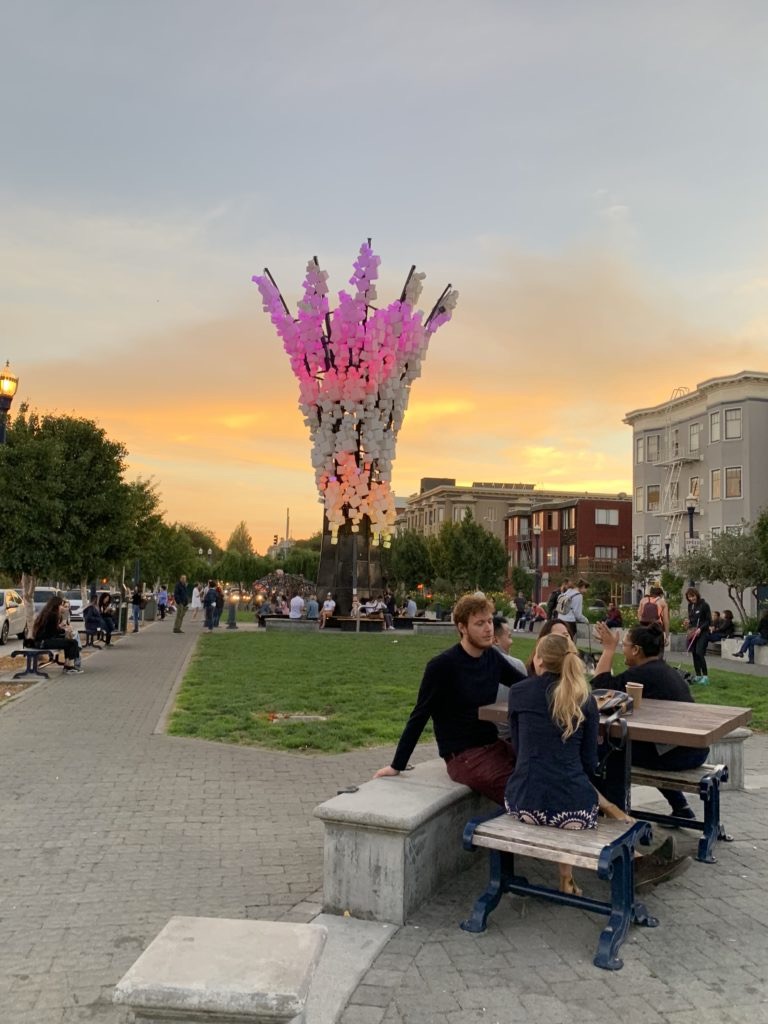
[591,669,629,693]
[391,659,441,771]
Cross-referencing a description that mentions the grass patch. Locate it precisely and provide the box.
[167,632,764,754]
[168,633,453,753]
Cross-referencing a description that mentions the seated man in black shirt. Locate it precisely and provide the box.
[593,620,708,818]
[373,592,526,804]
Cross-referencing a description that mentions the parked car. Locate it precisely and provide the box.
[0,588,27,645]
[33,587,63,618]
[63,589,85,622]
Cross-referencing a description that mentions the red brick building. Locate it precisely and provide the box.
[506,496,632,601]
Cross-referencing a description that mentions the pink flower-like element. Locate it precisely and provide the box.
[253,241,458,545]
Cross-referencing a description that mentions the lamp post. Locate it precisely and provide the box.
[532,524,542,604]
[686,492,698,587]
[0,360,19,445]
[686,493,698,543]
[664,535,671,570]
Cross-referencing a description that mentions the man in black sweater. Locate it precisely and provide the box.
[173,574,189,634]
[374,593,526,804]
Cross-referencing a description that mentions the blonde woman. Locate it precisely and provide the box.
[504,632,600,895]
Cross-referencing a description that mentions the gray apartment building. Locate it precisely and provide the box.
[624,369,768,610]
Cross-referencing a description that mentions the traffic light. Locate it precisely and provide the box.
[273,535,278,545]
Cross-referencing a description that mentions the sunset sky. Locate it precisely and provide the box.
[3,2,768,552]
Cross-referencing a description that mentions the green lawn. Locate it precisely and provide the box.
[167,632,766,754]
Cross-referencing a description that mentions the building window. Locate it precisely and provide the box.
[711,469,721,501]
[452,506,464,522]
[545,546,558,567]
[545,510,558,530]
[561,544,575,566]
[710,411,721,443]
[689,476,700,499]
[725,524,740,535]
[634,535,644,557]
[595,546,618,560]
[647,485,660,512]
[595,508,619,526]
[647,535,661,557]
[725,467,742,499]
[671,428,679,457]
[636,437,645,463]
[646,435,660,463]
[689,422,701,453]
[437,507,444,522]
[635,487,643,512]
[561,508,574,529]
[711,526,721,539]
[668,480,679,508]
[725,408,742,440]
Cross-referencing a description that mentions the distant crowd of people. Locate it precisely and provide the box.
[254,589,421,629]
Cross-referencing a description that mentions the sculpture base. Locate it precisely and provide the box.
[315,516,384,615]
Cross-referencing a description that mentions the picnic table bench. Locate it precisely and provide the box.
[460,811,658,971]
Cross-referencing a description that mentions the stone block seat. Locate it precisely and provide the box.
[314,758,495,925]
[113,916,327,1023]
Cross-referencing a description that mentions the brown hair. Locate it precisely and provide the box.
[686,587,701,602]
[535,633,591,740]
[453,592,494,628]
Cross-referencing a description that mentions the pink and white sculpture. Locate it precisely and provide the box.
[252,241,458,547]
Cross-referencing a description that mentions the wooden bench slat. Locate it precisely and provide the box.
[472,817,633,869]
[631,763,726,790]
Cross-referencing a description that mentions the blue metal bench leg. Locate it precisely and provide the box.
[594,841,659,971]
[460,850,516,934]
[697,775,732,863]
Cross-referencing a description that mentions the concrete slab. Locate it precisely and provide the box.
[304,914,396,1024]
[113,916,327,1022]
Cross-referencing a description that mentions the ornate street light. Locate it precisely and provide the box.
[532,524,542,604]
[0,360,19,445]
[686,492,698,541]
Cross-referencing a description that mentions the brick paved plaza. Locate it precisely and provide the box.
[1,619,767,1023]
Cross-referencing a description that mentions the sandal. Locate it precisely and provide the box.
[559,875,583,897]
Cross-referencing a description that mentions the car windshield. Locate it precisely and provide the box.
[34,589,54,600]
[0,593,4,607]
[65,590,81,600]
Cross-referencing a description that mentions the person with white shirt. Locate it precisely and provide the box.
[319,593,336,629]
[289,592,305,619]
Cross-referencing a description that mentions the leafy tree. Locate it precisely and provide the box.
[660,568,685,613]
[178,523,221,560]
[384,530,433,591]
[283,546,320,580]
[429,512,507,596]
[508,565,533,599]
[0,409,143,628]
[291,532,322,552]
[677,526,768,623]
[633,546,663,592]
[226,521,254,557]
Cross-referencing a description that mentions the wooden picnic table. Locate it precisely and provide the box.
[479,697,753,813]
[479,697,752,747]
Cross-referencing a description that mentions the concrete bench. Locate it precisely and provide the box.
[460,813,657,971]
[413,620,455,636]
[113,916,327,1023]
[630,762,730,863]
[721,636,768,665]
[313,758,495,925]
[264,617,319,632]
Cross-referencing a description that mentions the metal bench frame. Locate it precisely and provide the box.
[11,648,63,679]
[460,811,658,971]
[630,762,731,863]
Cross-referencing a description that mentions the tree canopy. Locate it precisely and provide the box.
[677,525,768,622]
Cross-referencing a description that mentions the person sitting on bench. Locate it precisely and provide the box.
[32,595,83,674]
[373,592,526,803]
[593,620,708,819]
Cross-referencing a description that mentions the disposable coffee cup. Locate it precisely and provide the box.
[626,682,643,709]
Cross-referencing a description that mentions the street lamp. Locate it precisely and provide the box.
[532,524,542,604]
[0,360,19,445]
[207,548,212,566]
[686,492,698,541]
